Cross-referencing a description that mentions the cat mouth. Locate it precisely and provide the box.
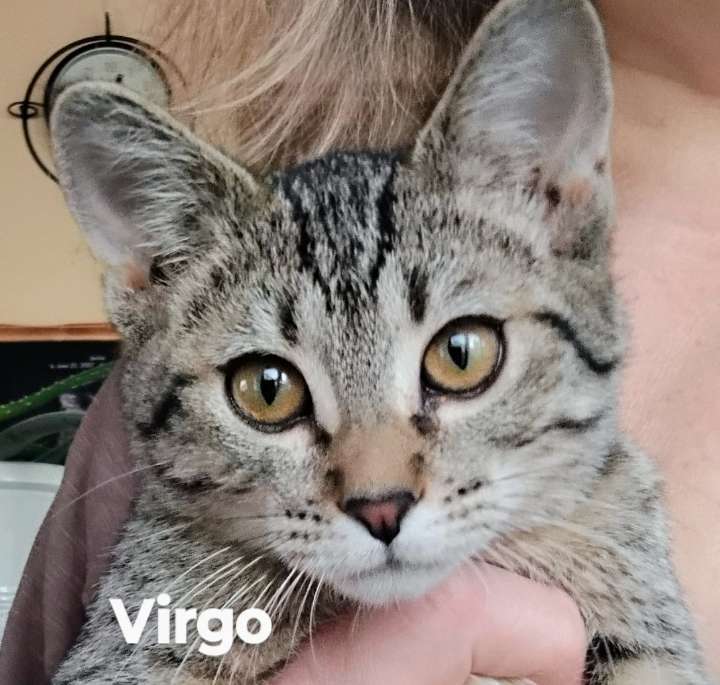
[353,555,447,579]
[331,557,457,604]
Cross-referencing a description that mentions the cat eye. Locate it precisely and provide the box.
[422,317,504,395]
[226,355,311,430]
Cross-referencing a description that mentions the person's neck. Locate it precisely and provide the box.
[597,0,720,229]
[597,0,720,97]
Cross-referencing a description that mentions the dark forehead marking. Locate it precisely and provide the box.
[368,162,398,292]
[278,297,299,346]
[280,150,397,181]
[278,170,333,313]
[407,265,429,324]
[275,152,400,317]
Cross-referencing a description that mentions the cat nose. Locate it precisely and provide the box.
[342,491,417,545]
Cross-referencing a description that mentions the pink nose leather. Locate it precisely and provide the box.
[343,491,416,545]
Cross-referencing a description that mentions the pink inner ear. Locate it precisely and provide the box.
[123,261,150,291]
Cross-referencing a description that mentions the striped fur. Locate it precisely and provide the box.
[50,1,710,683]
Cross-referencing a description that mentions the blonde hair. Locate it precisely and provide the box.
[147,1,495,172]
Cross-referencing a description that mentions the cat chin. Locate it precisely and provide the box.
[332,562,456,606]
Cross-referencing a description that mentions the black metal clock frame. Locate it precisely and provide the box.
[7,13,178,183]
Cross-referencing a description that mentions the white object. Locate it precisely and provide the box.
[46,46,170,111]
[0,462,63,641]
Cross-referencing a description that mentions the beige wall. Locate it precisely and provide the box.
[0,1,151,326]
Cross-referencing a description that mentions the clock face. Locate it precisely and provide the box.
[47,46,170,109]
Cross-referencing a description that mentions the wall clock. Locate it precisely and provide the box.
[7,13,180,182]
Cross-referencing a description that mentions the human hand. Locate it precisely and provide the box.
[271,564,586,685]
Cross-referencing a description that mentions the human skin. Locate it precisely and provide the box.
[271,564,586,685]
[270,2,720,683]
[599,0,720,675]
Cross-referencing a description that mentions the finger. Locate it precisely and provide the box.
[456,564,586,685]
[270,563,586,685]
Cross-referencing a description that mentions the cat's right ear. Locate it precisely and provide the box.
[51,82,259,286]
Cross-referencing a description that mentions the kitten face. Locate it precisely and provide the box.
[119,150,620,605]
[51,0,618,605]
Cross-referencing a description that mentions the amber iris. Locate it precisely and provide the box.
[422,318,503,394]
[228,356,309,426]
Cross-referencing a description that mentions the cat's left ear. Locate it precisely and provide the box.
[413,0,612,256]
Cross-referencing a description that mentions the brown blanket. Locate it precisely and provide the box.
[0,364,136,685]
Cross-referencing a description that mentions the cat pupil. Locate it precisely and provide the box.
[260,368,282,405]
[448,333,469,370]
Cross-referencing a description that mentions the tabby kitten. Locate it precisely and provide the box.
[50,0,710,683]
